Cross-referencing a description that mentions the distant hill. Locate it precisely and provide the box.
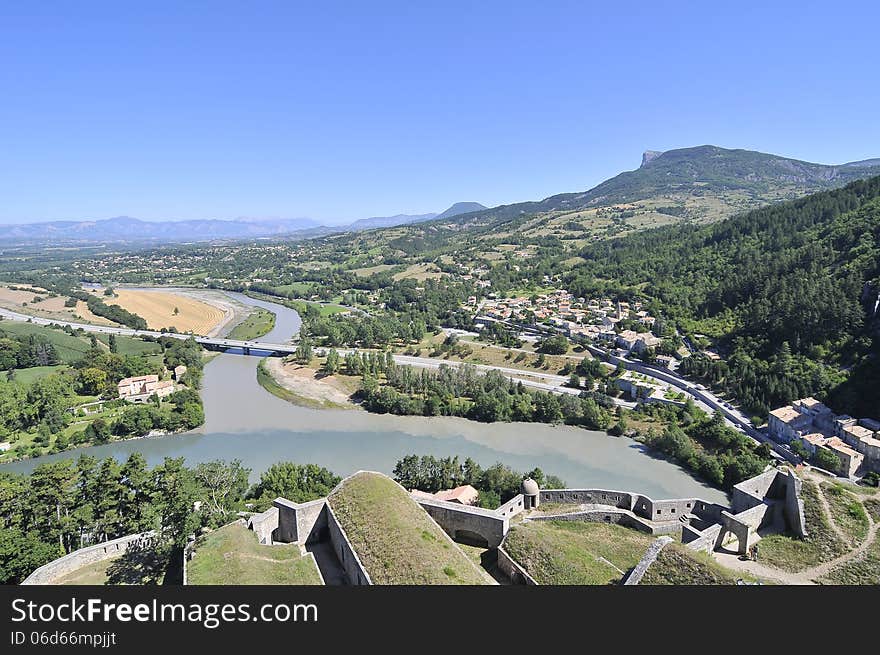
[0,203,484,244]
[344,212,438,231]
[0,216,322,244]
[435,202,486,220]
[565,174,880,418]
[420,145,880,238]
[843,158,880,168]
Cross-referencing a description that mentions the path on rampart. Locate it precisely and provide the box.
[713,482,879,585]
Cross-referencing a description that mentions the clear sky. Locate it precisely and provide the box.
[1,1,878,224]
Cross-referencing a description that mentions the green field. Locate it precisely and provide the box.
[503,520,652,585]
[96,333,163,355]
[0,321,93,363]
[821,482,870,546]
[8,365,68,384]
[186,522,323,585]
[227,307,276,340]
[328,472,487,585]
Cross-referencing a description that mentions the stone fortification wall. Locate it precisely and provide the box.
[682,523,723,554]
[22,532,155,585]
[497,494,526,518]
[622,536,673,585]
[415,497,509,547]
[496,547,537,585]
[540,488,725,524]
[325,504,371,585]
[248,506,279,544]
[272,497,327,544]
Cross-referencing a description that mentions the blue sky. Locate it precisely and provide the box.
[1,1,878,224]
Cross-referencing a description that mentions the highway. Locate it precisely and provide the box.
[474,313,795,462]
[0,307,300,355]
[0,307,636,408]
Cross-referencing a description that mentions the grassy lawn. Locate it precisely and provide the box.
[503,520,653,585]
[8,365,68,384]
[821,482,870,546]
[96,334,163,355]
[640,543,756,585]
[187,522,323,585]
[757,481,848,572]
[56,557,121,585]
[400,333,586,375]
[273,282,314,295]
[328,472,487,585]
[227,307,276,340]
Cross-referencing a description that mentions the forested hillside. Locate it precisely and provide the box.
[566,176,880,418]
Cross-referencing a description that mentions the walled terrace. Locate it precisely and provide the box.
[22,468,805,586]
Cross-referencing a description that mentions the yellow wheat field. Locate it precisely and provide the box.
[107,290,225,335]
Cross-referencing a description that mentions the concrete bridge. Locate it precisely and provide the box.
[0,307,299,356]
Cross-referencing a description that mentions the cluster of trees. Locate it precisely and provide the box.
[536,334,569,355]
[635,403,772,489]
[360,363,615,431]
[0,330,60,369]
[392,454,564,508]
[565,176,880,418]
[247,461,341,507]
[0,333,206,459]
[307,313,426,349]
[0,456,340,584]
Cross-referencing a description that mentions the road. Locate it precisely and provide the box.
[475,313,795,461]
[0,306,636,408]
[0,306,300,355]
[326,349,638,409]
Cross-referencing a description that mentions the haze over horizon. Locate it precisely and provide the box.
[1,1,878,225]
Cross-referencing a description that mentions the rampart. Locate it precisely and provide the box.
[496,547,537,585]
[622,536,673,585]
[415,497,512,547]
[22,532,155,585]
[325,504,371,585]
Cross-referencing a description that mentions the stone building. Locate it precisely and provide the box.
[117,374,174,403]
[768,397,879,475]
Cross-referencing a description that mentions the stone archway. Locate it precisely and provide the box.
[454,529,490,548]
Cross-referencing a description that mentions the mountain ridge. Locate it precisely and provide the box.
[0,202,484,244]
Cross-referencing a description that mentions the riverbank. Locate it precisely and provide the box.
[226,306,276,340]
[257,358,358,410]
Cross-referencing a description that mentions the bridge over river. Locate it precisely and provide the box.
[0,307,300,355]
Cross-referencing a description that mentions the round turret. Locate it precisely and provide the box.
[521,477,540,508]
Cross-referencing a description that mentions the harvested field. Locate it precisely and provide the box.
[107,289,225,334]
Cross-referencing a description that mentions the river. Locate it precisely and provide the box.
[0,292,728,504]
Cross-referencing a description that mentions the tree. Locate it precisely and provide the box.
[537,335,569,355]
[568,372,581,389]
[108,334,118,354]
[78,367,108,396]
[323,348,340,374]
[814,448,842,473]
[192,460,251,526]
[152,457,200,549]
[295,337,313,365]
[249,462,341,505]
